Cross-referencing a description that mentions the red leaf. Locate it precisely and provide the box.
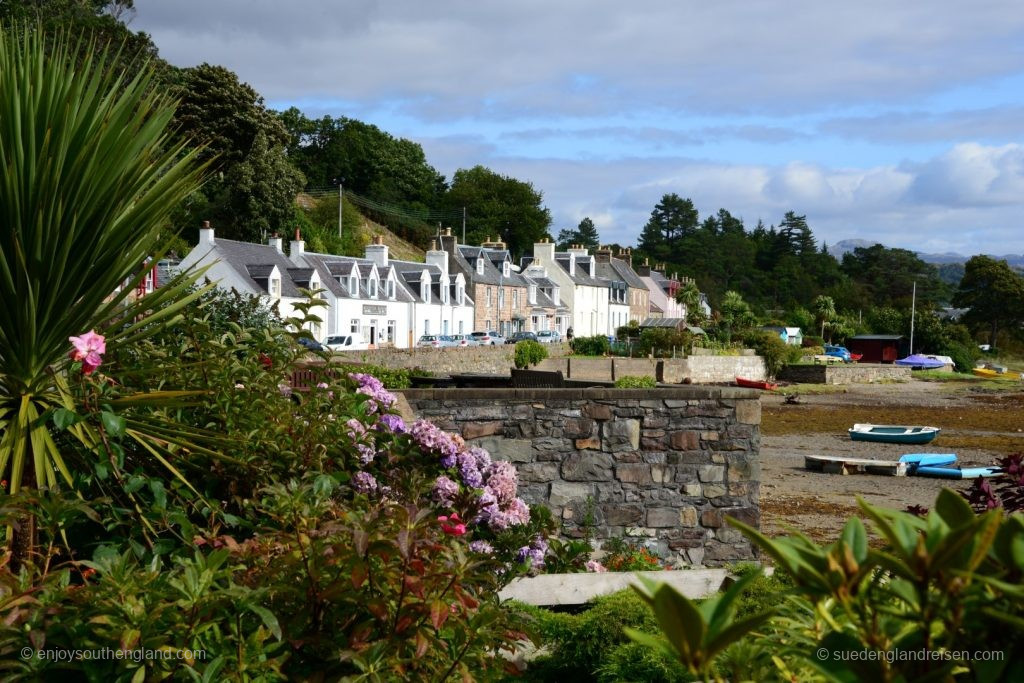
[430,600,449,631]
[415,630,430,658]
[351,562,367,589]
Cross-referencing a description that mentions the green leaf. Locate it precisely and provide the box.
[840,517,868,565]
[52,408,77,430]
[245,603,282,641]
[100,411,127,438]
[933,487,975,528]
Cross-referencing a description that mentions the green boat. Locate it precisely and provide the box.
[848,423,940,444]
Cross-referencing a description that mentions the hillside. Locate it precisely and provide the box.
[360,216,425,263]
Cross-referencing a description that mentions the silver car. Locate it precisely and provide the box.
[536,330,562,344]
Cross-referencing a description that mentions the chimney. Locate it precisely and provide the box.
[637,257,651,276]
[365,235,389,268]
[533,238,556,264]
[426,239,448,278]
[482,235,507,250]
[567,244,589,258]
[199,220,214,245]
[595,244,613,263]
[289,228,305,264]
[268,232,283,253]
[439,229,457,256]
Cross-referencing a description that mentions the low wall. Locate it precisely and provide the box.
[401,386,761,566]
[778,363,912,385]
[338,346,766,384]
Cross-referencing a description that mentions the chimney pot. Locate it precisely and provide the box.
[202,220,210,228]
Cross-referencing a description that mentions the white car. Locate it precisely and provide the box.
[469,331,504,345]
[323,333,368,351]
[536,330,562,344]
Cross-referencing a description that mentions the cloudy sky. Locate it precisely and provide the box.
[131,0,1024,256]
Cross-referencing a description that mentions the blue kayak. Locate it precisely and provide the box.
[914,465,1002,479]
[899,453,958,468]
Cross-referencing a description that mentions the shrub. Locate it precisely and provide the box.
[514,340,548,369]
[741,330,790,378]
[941,339,980,373]
[601,536,669,571]
[570,335,610,356]
[634,328,693,358]
[615,375,657,388]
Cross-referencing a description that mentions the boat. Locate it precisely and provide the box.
[735,377,778,390]
[973,367,999,378]
[899,453,958,467]
[848,423,940,444]
[894,354,946,370]
[913,465,1002,479]
[849,352,863,362]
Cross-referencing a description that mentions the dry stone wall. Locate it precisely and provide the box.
[778,363,911,385]
[400,386,762,566]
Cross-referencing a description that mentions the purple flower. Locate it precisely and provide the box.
[516,545,546,569]
[349,373,397,413]
[468,446,492,471]
[376,413,406,433]
[347,418,367,439]
[485,461,518,504]
[457,453,484,488]
[432,475,460,507]
[410,419,462,466]
[356,444,376,465]
[469,540,494,555]
[353,471,378,493]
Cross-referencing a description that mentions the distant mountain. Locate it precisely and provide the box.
[827,238,1024,268]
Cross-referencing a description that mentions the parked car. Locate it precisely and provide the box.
[536,330,562,344]
[506,331,539,344]
[823,344,852,363]
[297,336,325,352]
[469,330,504,345]
[417,334,444,348]
[323,333,368,351]
[448,334,477,347]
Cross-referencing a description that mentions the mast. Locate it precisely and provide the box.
[909,280,916,354]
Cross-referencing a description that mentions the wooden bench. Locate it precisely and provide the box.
[511,368,565,388]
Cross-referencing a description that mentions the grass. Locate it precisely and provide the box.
[776,383,850,396]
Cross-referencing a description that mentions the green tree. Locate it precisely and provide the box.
[718,291,758,341]
[0,27,207,497]
[443,165,551,257]
[556,216,601,251]
[813,295,836,341]
[953,255,1024,345]
[637,193,698,264]
[841,244,949,309]
[171,64,304,242]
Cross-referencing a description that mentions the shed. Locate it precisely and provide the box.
[847,335,905,364]
[639,318,706,335]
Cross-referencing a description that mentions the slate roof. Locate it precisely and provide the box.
[301,252,414,303]
[553,253,605,286]
[211,238,304,297]
[608,257,647,289]
[455,245,528,287]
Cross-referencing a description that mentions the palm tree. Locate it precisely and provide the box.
[813,295,836,341]
[0,25,208,504]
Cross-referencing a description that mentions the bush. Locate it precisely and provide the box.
[514,340,547,368]
[635,328,693,358]
[614,375,657,388]
[570,335,610,356]
[941,340,980,372]
[741,330,790,378]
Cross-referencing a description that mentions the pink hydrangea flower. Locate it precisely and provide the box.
[585,560,607,573]
[68,330,106,374]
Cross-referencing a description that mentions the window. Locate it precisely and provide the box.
[476,257,485,275]
[443,319,449,335]
[528,284,537,305]
[387,320,395,342]
[458,320,464,334]
[349,276,356,294]
[269,277,280,298]
[456,283,464,305]
[369,278,377,298]
[350,319,360,334]
[512,289,518,308]
[485,320,491,330]
[498,287,505,309]
[424,320,430,334]
[387,280,396,299]
[487,287,493,308]
[502,261,510,278]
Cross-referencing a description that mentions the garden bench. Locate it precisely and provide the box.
[510,368,565,388]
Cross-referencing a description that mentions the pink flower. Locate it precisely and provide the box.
[585,560,607,573]
[68,330,106,374]
[438,513,467,536]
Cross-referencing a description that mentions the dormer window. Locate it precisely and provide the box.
[387,279,396,300]
[369,276,378,298]
[528,284,537,305]
[476,257,485,275]
[269,276,281,299]
[441,278,449,304]
[348,276,357,294]
[457,283,465,305]
[421,274,431,303]
[552,285,560,303]
[502,261,510,278]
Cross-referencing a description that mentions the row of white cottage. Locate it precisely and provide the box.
[178,222,706,349]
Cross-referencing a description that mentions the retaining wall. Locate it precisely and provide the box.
[778,363,911,385]
[401,386,761,566]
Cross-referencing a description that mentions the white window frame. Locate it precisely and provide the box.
[269,277,281,298]
[350,318,360,334]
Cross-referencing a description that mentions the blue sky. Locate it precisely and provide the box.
[132,0,1024,256]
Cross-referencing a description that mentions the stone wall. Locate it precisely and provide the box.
[778,363,911,385]
[401,386,761,566]
[337,346,766,384]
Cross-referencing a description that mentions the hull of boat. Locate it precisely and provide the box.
[735,377,778,390]
[849,424,940,445]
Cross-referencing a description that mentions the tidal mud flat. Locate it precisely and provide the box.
[759,379,1024,541]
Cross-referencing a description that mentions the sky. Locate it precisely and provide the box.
[130,0,1024,256]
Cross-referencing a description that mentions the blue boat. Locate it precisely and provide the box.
[895,354,946,370]
[913,465,1002,479]
[899,453,958,468]
[849,423,940,445]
